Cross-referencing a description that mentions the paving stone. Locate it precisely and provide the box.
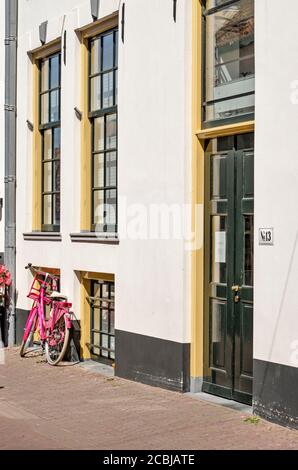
[0,348,298,450]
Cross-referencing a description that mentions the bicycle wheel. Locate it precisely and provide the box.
[45,314,70,366]
[20,309,38,357]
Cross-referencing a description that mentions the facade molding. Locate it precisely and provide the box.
[28,37,61,61]
[196,120,255,140]
[75,11,119,41]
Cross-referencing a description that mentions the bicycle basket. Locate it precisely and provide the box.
[27,272,55,301]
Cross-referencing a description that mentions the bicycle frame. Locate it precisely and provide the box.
[24,272,72,345]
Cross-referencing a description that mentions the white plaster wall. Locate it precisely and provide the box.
[255,0,298,367]
[16,0,192,344]
[0,1,5,254]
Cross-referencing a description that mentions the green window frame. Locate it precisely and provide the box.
[202,0,255,128]
[90,280,115,364]
[39,52,61,232]
[89,28,118,233]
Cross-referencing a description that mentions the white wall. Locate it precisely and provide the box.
[16,0,192,344]
[255,0,298,367]
[0,1,5,255]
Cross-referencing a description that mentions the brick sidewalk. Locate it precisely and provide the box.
[0,348,298,450]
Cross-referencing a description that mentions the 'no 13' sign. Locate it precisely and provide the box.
[259,228,274,246]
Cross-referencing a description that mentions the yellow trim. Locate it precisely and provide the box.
[28,37,61,61]
[191,0,204,379]
[76,11,119,40]
[30,40,62,231]
[32,59,42,231]
[79,271,115,359]
[83,271,115,282]
[196,120,255,140]
[80,276,91,359]
[191,1,255,382]
[80,39,92,231]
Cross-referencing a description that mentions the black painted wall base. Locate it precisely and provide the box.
[115,329,190,392]
[254,358,298,429]
[16,308,30,345]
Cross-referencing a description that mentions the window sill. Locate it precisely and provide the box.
[70,233,119,245]
[23,232,62,242]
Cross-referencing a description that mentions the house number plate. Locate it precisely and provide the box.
[259,228,274,246]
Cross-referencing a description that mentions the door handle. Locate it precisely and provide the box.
[232,285,241,303]
[231,285,240,292]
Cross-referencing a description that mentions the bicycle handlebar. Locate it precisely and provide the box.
[25,264,59,283]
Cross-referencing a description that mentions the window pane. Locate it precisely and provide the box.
[50,55,59,89]
[93,307,100,331]
[106,114,117,149]
[91,39,101,75]
[43,129,52,160]
[102,33,113,71]
[210,299,226,369]
[114,70,118,106]
[41,59,49,92]
[43,162,52,193]
[110,307,115,335]
[101,308,109,333]
[94,117,104,151]
[244,215,254,286]
[102,72,114,109]
[43,195,52,225]
[106,152,117,187]
[205,0,254,122]
[93,333,100,348]
[93,190,104,226]
[53,160,60,192]
[93,154,104,188]
[106,189,117,226]
[205,94,255,122]
[53,127,61,159]
[114,30,118,67]
[101,334,109,357]
[211,215,227,284]
[102,283,109,298]
[53,194,60,226]
[90,76,101,111]
[110,336,115,355]
[50,90,59,122]
[41,93,49,124]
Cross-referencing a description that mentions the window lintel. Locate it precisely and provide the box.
[28,37,61,61]
[75,11,118,41]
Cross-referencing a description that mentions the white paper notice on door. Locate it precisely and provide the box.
[215,231,226,264]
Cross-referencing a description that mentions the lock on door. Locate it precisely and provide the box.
[231,285,241,303]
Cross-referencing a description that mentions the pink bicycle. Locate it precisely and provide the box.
[20,264,72,366]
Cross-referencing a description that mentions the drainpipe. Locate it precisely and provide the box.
[4,0,18,346]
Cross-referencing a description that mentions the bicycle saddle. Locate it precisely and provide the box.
[50,292,68,300]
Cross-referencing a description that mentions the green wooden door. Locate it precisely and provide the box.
[203,141,254,405]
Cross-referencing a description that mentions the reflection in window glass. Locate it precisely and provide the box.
[50,55,59,89]
[39,52,61,231]
[204,0,255,123]
[102,33,114,71]
[90,76,101,112]
[244,215,254,286]
[106,114,117,149]
[211,216,227,284]
[90,29,118,232]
